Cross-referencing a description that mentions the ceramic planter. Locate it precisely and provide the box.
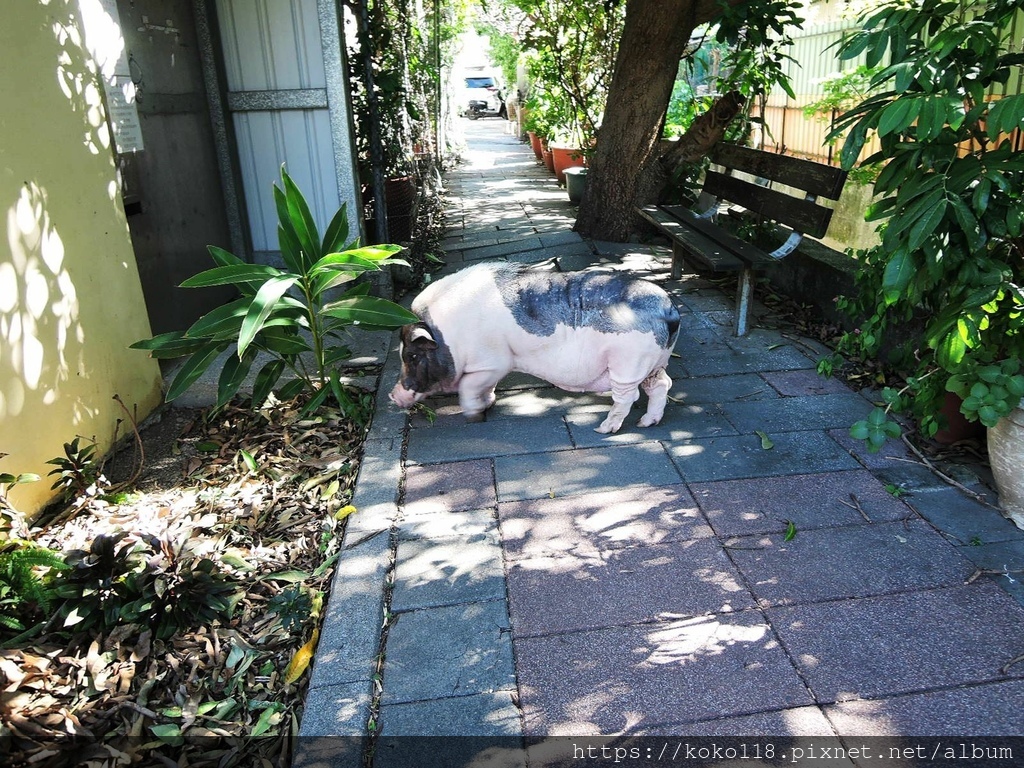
[988,399,1024,530]
[565,166,587,204]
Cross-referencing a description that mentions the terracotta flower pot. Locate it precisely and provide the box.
[550,143,586,185]
[528,131,543,161]
[541,141,555,175]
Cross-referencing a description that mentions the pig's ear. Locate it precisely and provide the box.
[409,323,438,349]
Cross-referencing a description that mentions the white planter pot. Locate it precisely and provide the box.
[988,399,1024,530]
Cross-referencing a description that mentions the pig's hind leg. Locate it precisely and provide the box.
[638,368,671,428]
[595,380,641,434]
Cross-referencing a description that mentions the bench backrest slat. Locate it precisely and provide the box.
[711,143,848,200]
[703,170,835,239]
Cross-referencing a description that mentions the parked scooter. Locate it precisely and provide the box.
[466,91,507,120]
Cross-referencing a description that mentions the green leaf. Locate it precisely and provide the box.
[251,703,283,737]
[783,521,797,542]
[881,249,914,296]
[130,331,207,359]
[237,276,300,359]
[322,202,353,256]
[217,350,255,409]
[251,359,286,407]
[150,724,184,747]
[878,97,920,136]
[280,168,321,269]
[277,377,306,401]
[321,296,420,329]
[935,329,967,368]
[948,195,983,251]
[987,94,1024,140]
[180,264,284,288]
[166,343,228,401]
[755,430,774,450]
[340,244,403,262]
[277,219,305,275]
[907,198,948,250]
[184,298,251,339]
[239,449,258,473]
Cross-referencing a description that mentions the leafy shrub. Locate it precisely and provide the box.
[54,532,242,640]
[132,167,418,416]
[0,543,66,633]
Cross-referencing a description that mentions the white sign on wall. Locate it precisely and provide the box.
[78,0,144,153]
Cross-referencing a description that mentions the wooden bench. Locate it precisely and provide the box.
[638,143,848,336]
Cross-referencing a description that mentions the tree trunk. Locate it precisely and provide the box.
[574,0,743,242]
[636,90,746,204]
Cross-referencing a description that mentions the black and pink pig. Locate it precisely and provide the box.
[389,261,680,434]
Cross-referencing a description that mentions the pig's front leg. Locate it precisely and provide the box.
[595,382,641,434]
[458,370,502,422]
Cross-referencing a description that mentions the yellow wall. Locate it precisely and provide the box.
[0,2,163,517]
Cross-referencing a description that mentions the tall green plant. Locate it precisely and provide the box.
[133,167,418,413]
[513,0,624,146]
[830,0,1024,449]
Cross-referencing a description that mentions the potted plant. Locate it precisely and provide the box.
[830,0,1024,526]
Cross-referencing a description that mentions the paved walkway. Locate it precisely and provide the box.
[296,121,1024,766]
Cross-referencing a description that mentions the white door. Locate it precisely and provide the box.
[214,0,360,263]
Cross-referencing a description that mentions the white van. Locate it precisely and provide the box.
[458,71,504,118]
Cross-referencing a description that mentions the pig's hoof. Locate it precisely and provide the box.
[637,414,661,428]
[594,419,623,434]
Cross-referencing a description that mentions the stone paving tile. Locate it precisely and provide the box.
[506,538,755,636]
[690,470,913,537]
[668,373,780,404]
[676,291,736,314]
[499,485,709,561]
[377,691,522,737]
[402,459,496,516]
[825,679,1024,736]
[635,705,838,737]
[507,241,594,264]
[375,737,526,768]
[721,393,873,434]
[494,442,683,502]
[462,238,546,261]
[406,415,572,464]
[397,507,497,540]
[826,427,921,471]
[956,539,1024,606]
[383,600,516,705]
[391,532,507,612]
[566,401,737,448]
[307,532,390,689]
[668,431,861,483]
[296,680,372,738]
[767,583,1024,704]
[683,344,817,377]
[761,369,857,397]
[514,610,813,734]
[727,520,976,607]
[901,486,1024,545]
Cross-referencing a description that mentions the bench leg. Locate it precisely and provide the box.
[735,267,754,337]
[671,243,695,280]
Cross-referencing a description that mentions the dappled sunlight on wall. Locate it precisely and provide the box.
[0,1,162,515]
[1,182,81,420]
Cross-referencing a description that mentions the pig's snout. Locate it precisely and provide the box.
[389,383,423,409]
